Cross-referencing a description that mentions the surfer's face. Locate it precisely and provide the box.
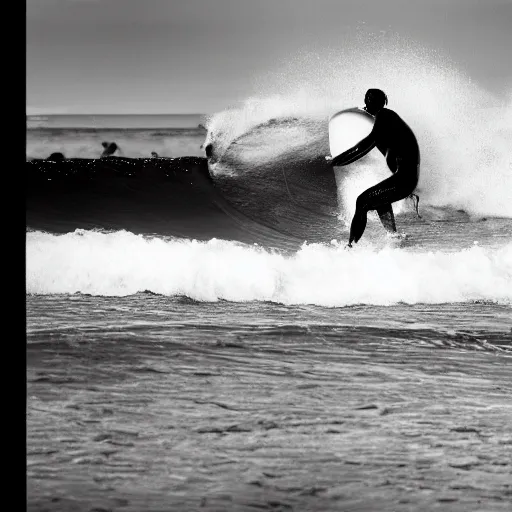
[364,102,381,116]
[364,98,384,116]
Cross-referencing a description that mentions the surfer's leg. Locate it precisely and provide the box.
[409,193,421,218]
[348,199,369,246]
[376,204,397,233]
[348,175,403,245]
[348,160,420,246]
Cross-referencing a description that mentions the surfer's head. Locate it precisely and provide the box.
[364,89,388,115]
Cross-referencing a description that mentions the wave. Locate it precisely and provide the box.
[26,156,340,249]
[25,37,512,305]
[26,229,512,306]
[204,39,512,219]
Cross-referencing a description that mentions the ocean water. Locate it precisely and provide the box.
[26,44,512,511]
[26,114,207,160]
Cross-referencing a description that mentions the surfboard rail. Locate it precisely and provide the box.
[328,107,375,159]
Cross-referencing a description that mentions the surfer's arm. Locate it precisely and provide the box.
[331,134,376,166]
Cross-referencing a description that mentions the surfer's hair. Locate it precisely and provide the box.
[364,89,388,109]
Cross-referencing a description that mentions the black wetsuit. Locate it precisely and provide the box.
[332,108,420,245]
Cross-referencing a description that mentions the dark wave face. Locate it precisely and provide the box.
[26,156,342,251]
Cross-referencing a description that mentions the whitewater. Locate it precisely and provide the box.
[26,230,512,306]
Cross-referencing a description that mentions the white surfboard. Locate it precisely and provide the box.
[328,107,375,160]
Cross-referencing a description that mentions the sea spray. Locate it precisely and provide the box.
[205,35,512,218]
[26,230,512,306]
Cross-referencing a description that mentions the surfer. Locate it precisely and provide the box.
[100,141,119,158]
[326,89,420,247]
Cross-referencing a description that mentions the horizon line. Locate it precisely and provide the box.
[27,112,208,116]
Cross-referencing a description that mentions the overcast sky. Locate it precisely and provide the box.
[26,0,512,114]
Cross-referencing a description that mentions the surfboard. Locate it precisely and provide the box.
[328,107,375,160]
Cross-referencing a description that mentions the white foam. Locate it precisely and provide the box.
[26,230,512,306]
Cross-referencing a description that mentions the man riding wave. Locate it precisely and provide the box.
[327,89,420,247]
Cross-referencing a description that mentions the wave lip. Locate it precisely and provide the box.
[26,230,512,306]
[203,40,512,220]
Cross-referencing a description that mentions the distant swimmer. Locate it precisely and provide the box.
[151,151,159,158]
[46,152,65,161]
[326,89,420,247]
[100,141,119,158]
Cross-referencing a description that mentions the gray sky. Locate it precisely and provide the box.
[26,0,512,114]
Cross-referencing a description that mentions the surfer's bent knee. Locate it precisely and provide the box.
[355,194,367,211]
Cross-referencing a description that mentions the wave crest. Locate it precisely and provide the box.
[205,39,512,218]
